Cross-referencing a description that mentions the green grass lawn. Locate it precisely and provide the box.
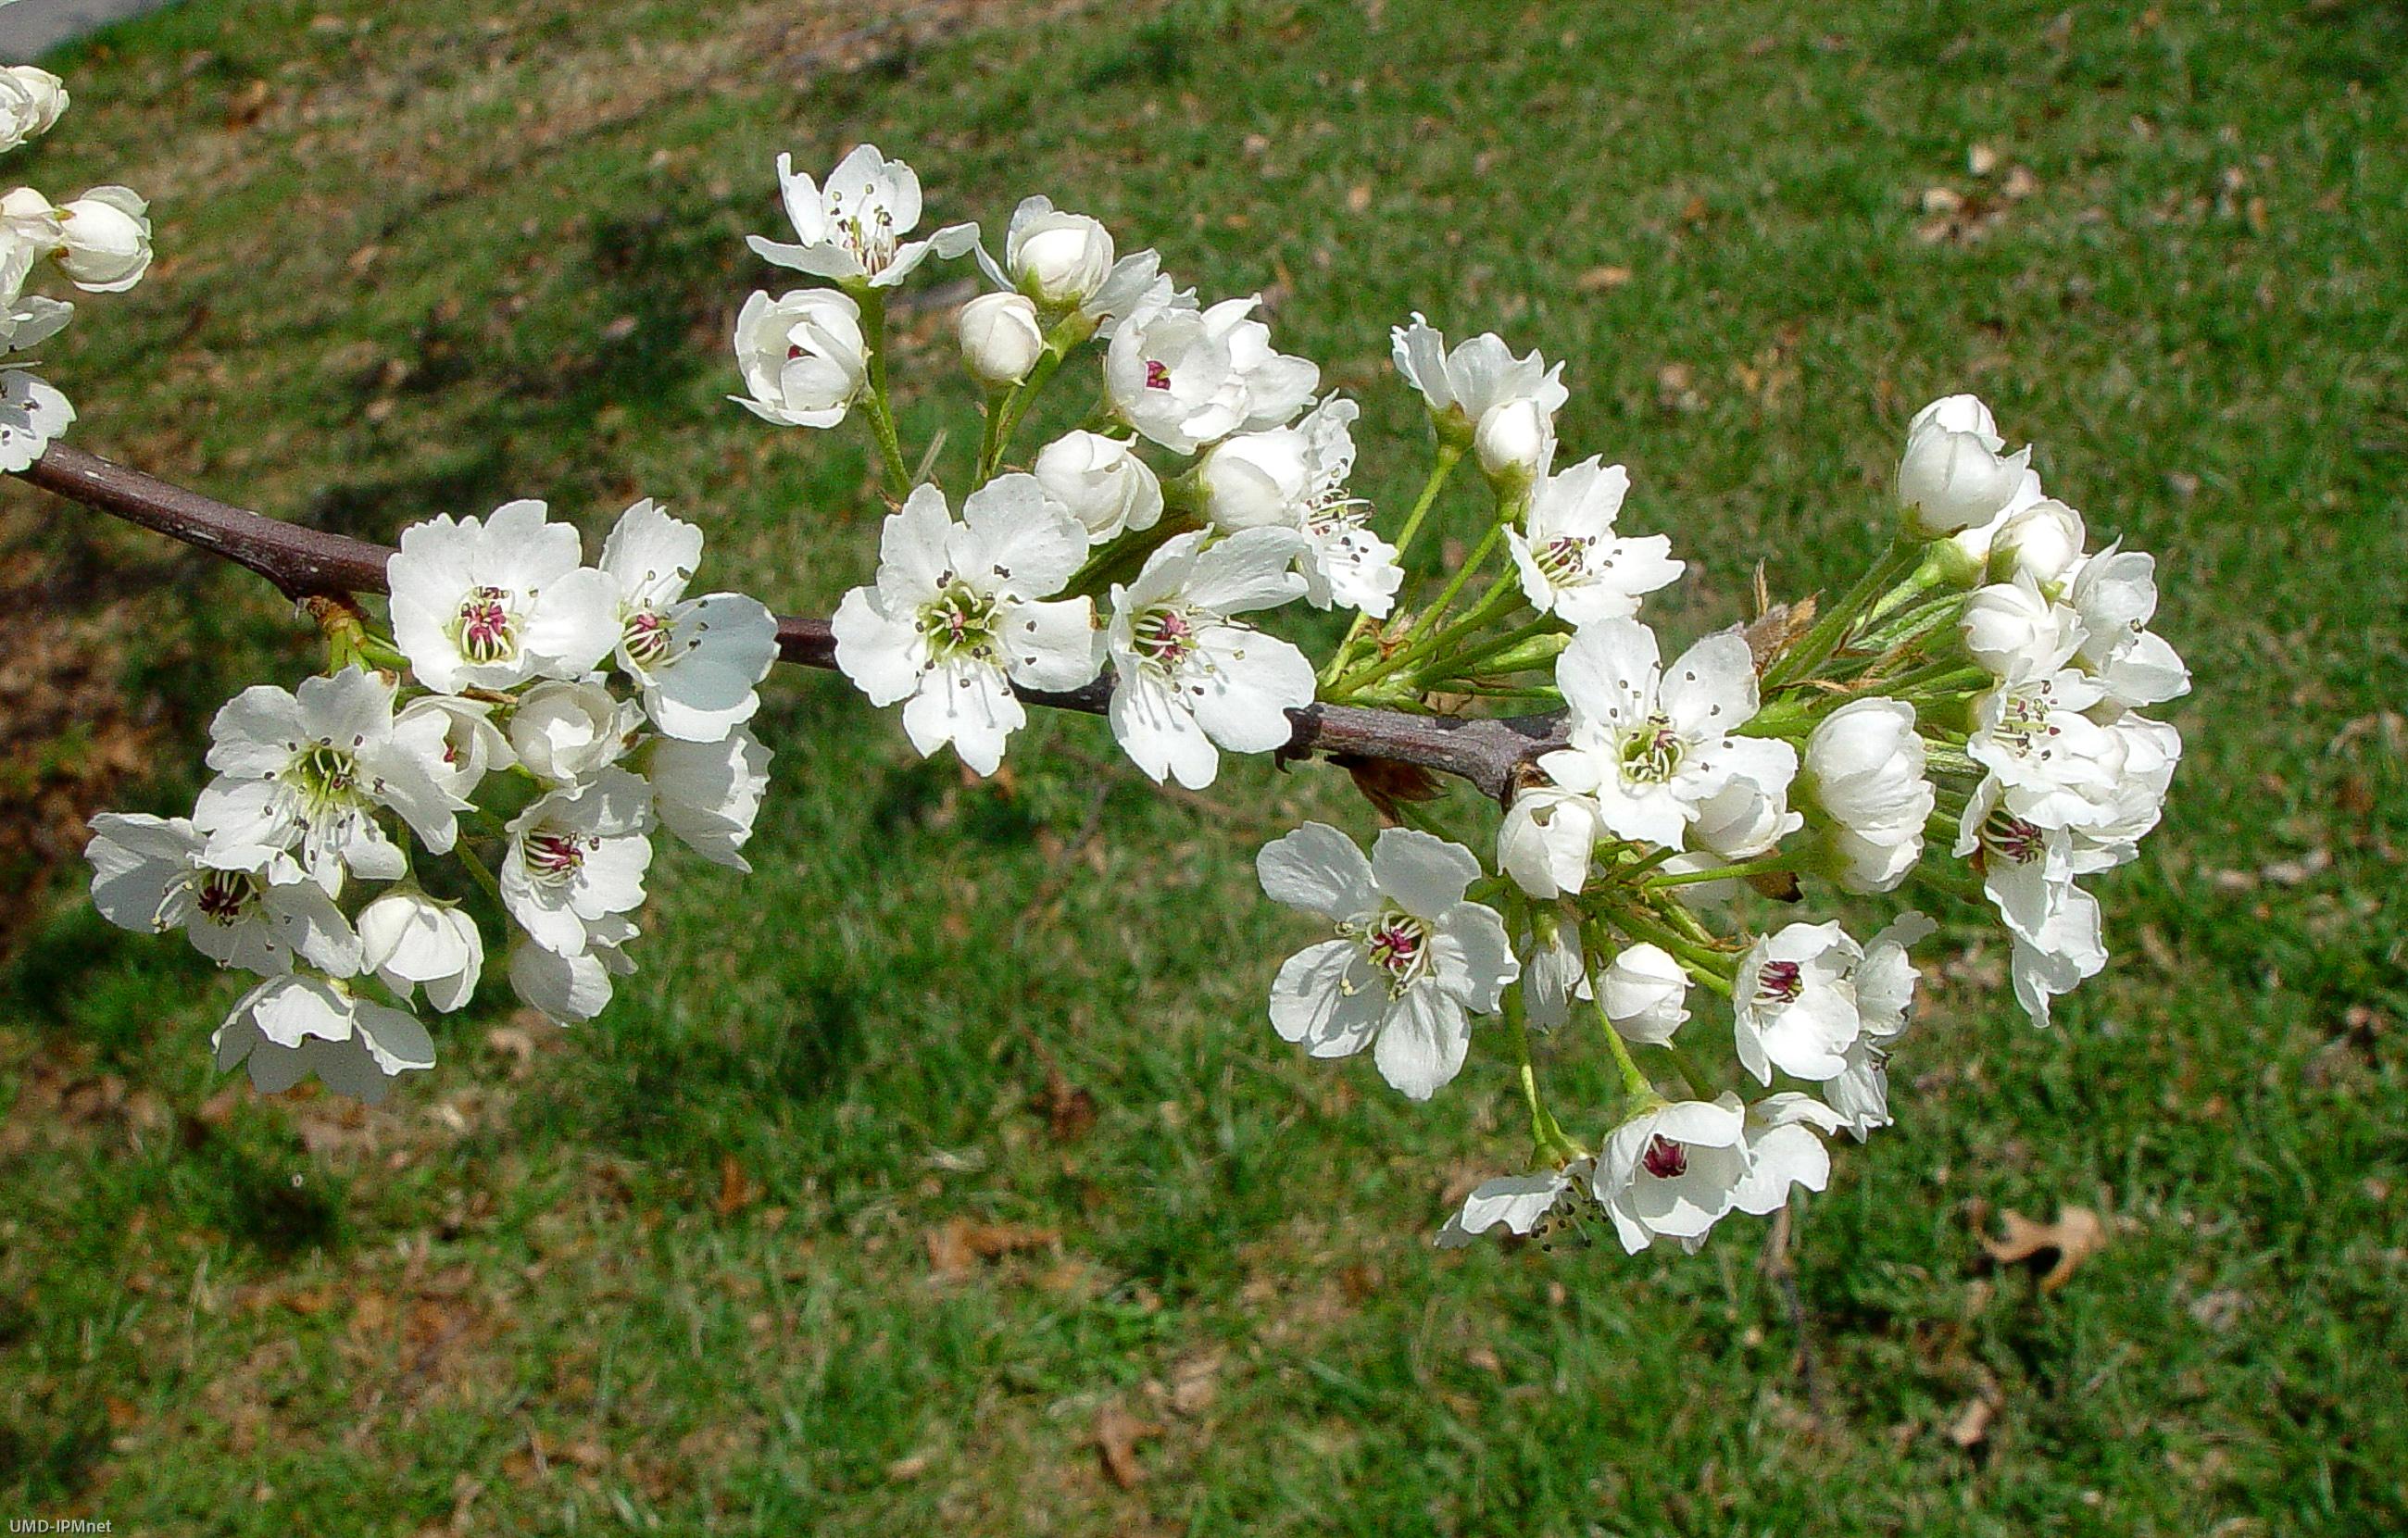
[3,0,2405,1532]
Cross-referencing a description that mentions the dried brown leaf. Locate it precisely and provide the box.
[1978,1206,2110,1292]
[924,1218,1059,1279]
[1093,1401,1164,1489]
[1575,264,1634,292]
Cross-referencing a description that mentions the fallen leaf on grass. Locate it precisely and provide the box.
[1094,1401,1164,1489]
[1978,1206,2110,1292]
[924,1218,1060,1279]
[1034,1070,1097,1144]
[1946,1392,1998,1448]
[1166,1349,1224,1417]
[716,1154,759,1218]
[1575,264,1633,292]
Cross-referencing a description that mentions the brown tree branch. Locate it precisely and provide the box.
[9,444,1570,802]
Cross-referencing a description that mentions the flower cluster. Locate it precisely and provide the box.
[87,499,777,1101]
[0,58,154,469]
[728,144,2187,1259]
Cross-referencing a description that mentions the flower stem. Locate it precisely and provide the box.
[1592,998,1656,1099]
[1646,853,1798,889]
[859,292,914,497]
[1504,988,1583,1162]
[1763,535,1924,688]
[1320,444,1463,688]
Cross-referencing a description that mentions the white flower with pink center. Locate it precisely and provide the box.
[1594,1094,1750,1254]
[191,666,468,895]
[387,499,620,694]
[85,813,358,978]
[501,767,654,958]
[1507,457,1683,628]
[596,498,780,744]
[746,144,977,289]
[211,974,435,1105]
[1257,823,1518,1102]
[1105,293,1318,454]
[1198,396,1400,618]
[830,474,1100,776]
[1105,528,1314,789]
[1541,618,1798,852]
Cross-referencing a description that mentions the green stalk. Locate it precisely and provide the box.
[1593,997,1657,1099]
[1762,535,1925,689]
[1504,989,1583,1162]
[858,291,913,497]
[1332,572,1524,699]
[1320,444,1465,688]
[1646,853,1799,890]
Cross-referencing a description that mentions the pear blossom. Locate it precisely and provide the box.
[1802,697,1935,894]
[357,892,484,1013]
[1727,1094,1850,1217]
[1388,315,1567,476]
[1258,824,1517,1101]
[1961,574,2085,680]
[1954,782,2105,1027]
[1594,1093,1750,1254]
[830,475,1100,775]
[596,498,780,742]
[85,813,357,977]
[746,144,976,288]
[732,287,869,429]
[1197,396,1400,617]
[1540,619,1798,851]
[1898,393,2031,536]
[1967,667,2118,829]
[53,187,151,293]
[645,729,771,872]
[508,926,635,1026]
[1519,918,1588,1031]
[387,499,619,694]
[1598,942,1690,1045]
[1987,497,2087,586]
[1506,458,1683,627]
[1105,528,1315,789]
[1033,430,1163,544]
[957,291,1044,387]
[397,694,513,801]
[976,195,1117,312]
[501,767,654,957]
[1435,1158,1599,1249]
[509,681,638,785]
[0,67,68,152]
[192,667,467,893]
[1105,293,1317,454]
[1687,771,1801,861]
[1733,921,1864,1083]
[212,975,434,1105]
[1497,785,1600,900]
[2068,544,2190,708]
[0,365,70,471]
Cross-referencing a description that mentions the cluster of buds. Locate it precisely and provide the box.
[0,57,155,469]
[86,499,779,1100]
[739,145,2186,1257]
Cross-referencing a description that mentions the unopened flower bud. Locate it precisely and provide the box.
[1474,396,1551,488]
[1598,943,1690,1045]
[55,187,152,294]
[357,892,484,1015]
[509,681,637,785]
[958,291,1045,388]
[1035,430,1163,543]
[1987,497,2086,586]
[1010,213,1114,309]
[0,67,68,155]
[1898,394,2029,537]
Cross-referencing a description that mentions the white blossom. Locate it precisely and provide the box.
[1734,921,1864,1083]
[957,291,1044,388]
[645,728,771,872]
[1497,785,1600,900]
[1105,294,1317,454]
[508,919,635,1027]
[192,667,467,894]
[1258,824,1517,1101]
[1435,1159,1596,1249]
[1687,771,1801,861]
[1988,497,2087,586]
[1506,458,1683,627]
[1803,697,1935,894]
[1388,314,1567,476]
[53,187,151,293]
[212,975,434,1105]
[597,498,780,742]
[976,195,1115,311]
[1519,918,1588,1031]
[387,499,619,694]
[501,767,654,957]
[1898,393,2031,536]
[0,67,68,153]
[1967,666,2118,830]
[0,365,71,471]
[1727,1094,1849,1217]
[85,813,357,977]
[357,892,483,1013]
[1955,781,2105,1028]
[1198,396,1399,617]
[830,475,1099,775]
[396,694,513,801]
[731,287,869,429]
[1961,575,2085,681]
[1541,619,1798,851]
[2068,544,2190,708]
[508,680,639,785]
[746,144,976,288]
[1034,430,1163,544]
[1595,1094,1750,1254]
[1106,528,1313,789]
[1598,942,1689,1045]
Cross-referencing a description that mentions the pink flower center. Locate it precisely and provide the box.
[623,608,673,669]
[455,585,518,665]
[1756,959,1803,1005]
[1144,359,1173,392]
[1982,807,2045,865]
[1365,914,1428,980]
[1641,1135,1688,1180]
[1133,606,1198,668]
[525,832,588,883]
[194,869,257,926]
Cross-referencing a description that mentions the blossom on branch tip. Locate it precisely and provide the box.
[1106,293,1317,454]
[54,187,151,293]
[746,145,976,289]
[508,919,635,1026]
[1258,824,1517,1101]
[976,195,1117,312]
[1388,313,1566,474]
[1595,1094,1750,1253]
[1106,528,1314,790]
[732,288,869,429]
[501,767,655,958]
[212,975,434,1105]
[387,499,619,694]
[830,475,1100,776]
[1497,784,1600,901]
[957,291,1044,388]
[1898,393,2031,537]
[0,67,68,153]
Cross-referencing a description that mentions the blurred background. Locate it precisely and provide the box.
[0,1,2402,1532]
